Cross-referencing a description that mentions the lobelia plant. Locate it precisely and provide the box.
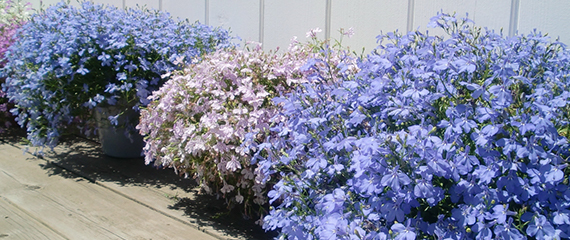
[0,0,31,62]
[137,29,358,218]
[0,0,31,133]
[1,0,233,151]
[253,13,570,239]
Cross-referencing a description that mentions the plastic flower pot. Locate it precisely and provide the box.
[95,106,144,158]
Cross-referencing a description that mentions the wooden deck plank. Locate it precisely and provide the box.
[0,170,127,239]
[0,196,67,240]
[0,144,218,240]
[47,141,249,240]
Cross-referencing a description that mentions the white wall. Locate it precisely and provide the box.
[26,0,570,53]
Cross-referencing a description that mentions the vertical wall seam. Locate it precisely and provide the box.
[509,0,520,37]
[325,0,332,40]
[205,0,210,25]
[259,0,265,44]
[158,0,162,11]
[122,0,125,9]
[407,0,415,33]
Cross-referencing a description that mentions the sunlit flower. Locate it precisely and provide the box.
[1,1,233,150]
[255,12,570,239]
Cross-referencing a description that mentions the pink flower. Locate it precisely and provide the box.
[341,27,355,38]
[306,28,322,38]
[220,182,235,194]
[226,156,242,172]
[138,37,356,217]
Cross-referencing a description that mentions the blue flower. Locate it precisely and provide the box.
[485,204,515,224]
[108,114,119,126]
[97,53,112,66]
[320,189,346,214]
[391,220,416,240]
[381,196,405,222]
[318,213,349,239]
[526,215,556,239]
[253,11,570,239]
[380,166,411,191]
[493,218,524,240]
[1,0,234,149]
[473,163,500,185]
[552,202,570,225]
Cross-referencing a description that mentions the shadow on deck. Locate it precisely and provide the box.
[1,129,277,240]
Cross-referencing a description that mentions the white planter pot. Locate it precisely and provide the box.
[95,106,144,158]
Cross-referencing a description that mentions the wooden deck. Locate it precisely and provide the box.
[0,136,269,240]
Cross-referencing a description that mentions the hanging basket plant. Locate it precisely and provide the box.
[0,0,234,152]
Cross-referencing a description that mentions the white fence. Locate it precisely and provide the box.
[27,0,570,53]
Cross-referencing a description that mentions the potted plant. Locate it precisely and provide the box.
[137,30,358,218]
[0,0,31,134]
[1,0,233,156]
[254,13,570,239]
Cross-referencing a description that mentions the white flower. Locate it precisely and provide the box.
[341,27,355,38]
[306,28,323,38]
[235,192,244,204]
[220,182,235,194]
[226,156,242,172]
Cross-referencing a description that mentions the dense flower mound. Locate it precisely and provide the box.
[138,32,358,216]
[0,0,31,133]
[1,0,232,149]
[254,14,570,239]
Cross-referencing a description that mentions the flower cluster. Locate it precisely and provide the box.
[0,0,31,62]
[255,13,570,239]
[138,32,358,216]
[1,0,232,149]
[0,0,31,133]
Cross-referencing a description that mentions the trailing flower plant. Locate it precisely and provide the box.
[0,0,30,62]
[253,13,570,239]
[0,0,31,133]
[1,0,232,149]
[138,29,358,217]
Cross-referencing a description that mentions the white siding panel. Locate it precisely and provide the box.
[28,0,122,10]
[263,0,327,51]
[331,0,408,54]
[210,0,260,43]
[124,0,159,10]
[26,0,40,10]
[518,0,570,42]
[413,0,511,37]
[26,0,42,10]
[467,0,512,33]
[94,0,123,8]
[27,0,61,10]
[22,0,570,50]
[162,0,205,22]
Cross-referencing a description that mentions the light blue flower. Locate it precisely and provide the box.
[1,0,234,150]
